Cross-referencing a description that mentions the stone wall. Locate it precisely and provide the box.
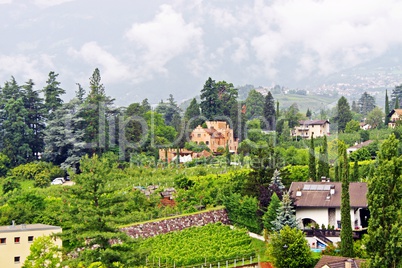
[121,208,230,239]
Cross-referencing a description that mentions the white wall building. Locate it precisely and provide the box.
[289,181,368,248]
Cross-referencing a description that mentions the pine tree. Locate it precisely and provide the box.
[43,99,86,171]
[357,92,376,115]
[333,96,352,132]
[339,141,354,257]
[308,133,316,181]
[61,154,140,266]
[306,108,312,119]
[263,192,281,232]
[271,192,298,232]
[384,89,390,126]
[82,68,116,155]
[269,169,285,197]
[263,91,276,130]
[42,71,65,121]
[200,77,221,120]
[75,82,86,102]
[22,79,45,160]
[366,134,402,267]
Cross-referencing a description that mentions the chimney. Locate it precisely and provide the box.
[330,185,335,195]
[345,259,353,268]
[296,188,302,197]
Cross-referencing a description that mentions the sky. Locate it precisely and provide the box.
[1,0,402,106]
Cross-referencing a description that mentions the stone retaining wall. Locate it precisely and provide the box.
[121,208,230,239]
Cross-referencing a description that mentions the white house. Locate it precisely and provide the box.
[289,180,368,247]
[292,120,330,139]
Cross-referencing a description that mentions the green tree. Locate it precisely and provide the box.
[268,226,313,268]
[1,97,32,166]
[245,89,265,120]
[43,99,86,171]
[200,77,221,120]
[317,135,329,179]
[366,107,384,129]
[384,89,390,126]
[272,192,298,232]
[155,94,182,128]
[75,82,86,102]
[365,134,402,267]
[23,79,45,160]
[351,159,359,182]
[344,120,360,133]
[42,72,65,121]
[22,235,61,268]
[308,133,316,181]
[357,92,376,115]
[2,176,20,194]
[333,96,352,132]
[262,192,280,232]
[339,141,354,257]
[82,68,116,155]
[306,108,312,118]
[263,91,276,130]
[390,84,402,109]
[62,154,141,266]
[184,98,203,130]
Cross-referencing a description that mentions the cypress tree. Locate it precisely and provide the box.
[339,141,354,257]
[385,89,390,126]
[395,95,399,109]
[308,133,316,181]
[351,159,359,182]
[317,135,329,179]
[263,91,276,130]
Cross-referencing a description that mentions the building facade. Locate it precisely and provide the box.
[190,121,238,153]
[292,120,330,139]
[0,223,62,268]
[387,109,402,128]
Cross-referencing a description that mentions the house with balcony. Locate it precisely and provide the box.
[0,223,62,268]
[387,109,402,128]
[292,120,330,139]
[289,180,368,248]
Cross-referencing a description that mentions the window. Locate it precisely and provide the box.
[14,256,20,263]
[206,141,209,145]
[0,238,6,244]
[28,236,34,242]
[14,237,20,243]
[197,134,201,137]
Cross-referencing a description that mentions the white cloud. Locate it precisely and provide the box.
[247,0,402,78]
[0,54,53,83]
[33,0,75,7]
[68,42,135,84]
[231,38,249,63]
[125,4,203,76]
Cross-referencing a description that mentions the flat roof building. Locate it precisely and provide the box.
[0,223,62,268]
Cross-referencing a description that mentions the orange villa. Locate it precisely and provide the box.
[190,121,238,153]
[159,121,238,163]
